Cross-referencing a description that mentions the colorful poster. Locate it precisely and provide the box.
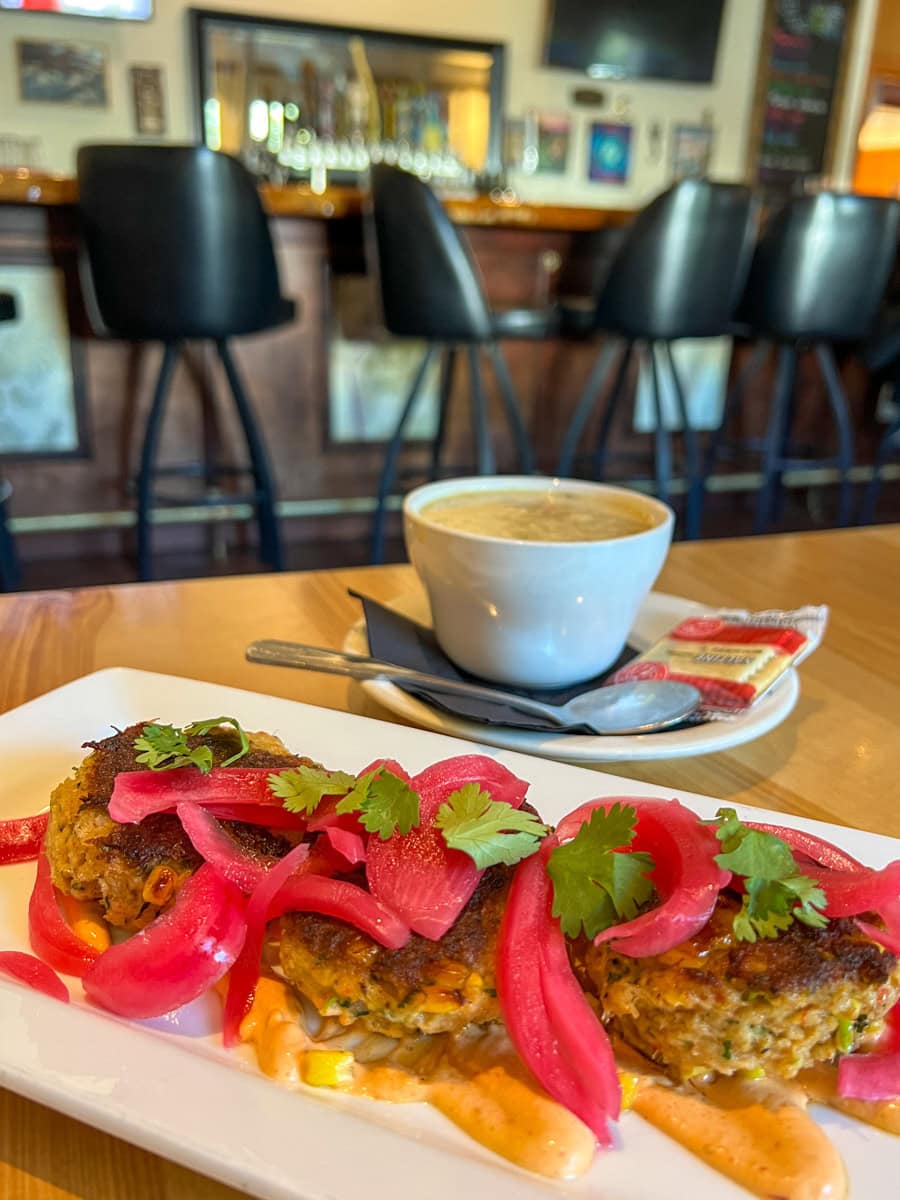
[536,115,571,174]
[671,123,715,180]
[588,122,632,183]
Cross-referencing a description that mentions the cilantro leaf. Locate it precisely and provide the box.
[337,769,420,839]
[269,764,421,837]
[133,716,248,774]
[434,783,550,869]
[711,807,829,942]
[546,804,656,940]
[184,717,249,768]
[268,766,357,815]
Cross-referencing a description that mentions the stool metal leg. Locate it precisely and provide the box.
[136,341,181,582]
[431,347,457,481]
[663,341,703,540]
[467,346,496,475]
[217,340,284,572]
[860,409,900,525]
[0,493,20,592]
[647,343,673,508]
[703,340,771,479]
[590,341,633,480]
[755,344,797,534]
[557,339,620,476]
[486,342,535,473]
[814,342,855,527]
[371,343,438,565]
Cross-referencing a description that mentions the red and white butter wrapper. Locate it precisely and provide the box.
[608,606,828,719]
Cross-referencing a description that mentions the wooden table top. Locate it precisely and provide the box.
[1,525,898,1199]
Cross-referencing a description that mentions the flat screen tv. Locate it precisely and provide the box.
[0,0,152,18]
[544,0,725,83]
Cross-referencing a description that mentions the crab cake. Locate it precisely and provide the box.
[46,722,309,930]
[585,892,900,1081]
[279,865,511,1037]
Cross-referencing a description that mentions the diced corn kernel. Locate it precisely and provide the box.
[420,989,460,1014]
[59,893,111,952]
[142,865,177,906]
[432,960,471,988]
[618,1071,640,1111]
[740,1067,766,1081]
[302,1050,355,1089]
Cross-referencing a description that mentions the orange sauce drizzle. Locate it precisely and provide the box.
[238,978,897,1195]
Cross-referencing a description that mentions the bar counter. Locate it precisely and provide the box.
[0,169,633,232]
[0,170,890,568]
[0,169,637,565]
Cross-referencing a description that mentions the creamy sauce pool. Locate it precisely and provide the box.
[420,488,655,542]
[239,978,896,1196]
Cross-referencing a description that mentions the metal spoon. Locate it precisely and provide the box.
[246,639,700,735]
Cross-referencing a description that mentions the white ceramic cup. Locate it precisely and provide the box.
[403,476,674,689]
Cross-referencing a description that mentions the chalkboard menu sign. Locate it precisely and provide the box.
[751,0,855,191]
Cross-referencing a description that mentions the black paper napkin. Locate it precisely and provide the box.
[351,590,639,734]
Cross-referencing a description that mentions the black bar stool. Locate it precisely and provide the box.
[557,180,758,539]
[0,291,21,592]
[77,145,294,581]
[860,317,900,523]
[705,192,900,533]
[367,164,559,564]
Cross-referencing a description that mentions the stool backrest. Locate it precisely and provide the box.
[77,144,285,341]
[739,193,900,342]
[367,164,494,342]
[596,179,758,340]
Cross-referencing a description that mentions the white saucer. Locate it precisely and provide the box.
[343,589,800,764]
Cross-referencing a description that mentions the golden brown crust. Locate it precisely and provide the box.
[584,893,900,1080]
[46,722,307,929]
[280,866,511,1036]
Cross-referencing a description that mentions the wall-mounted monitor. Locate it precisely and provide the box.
[0,0,152,19]
[544,0,725,83]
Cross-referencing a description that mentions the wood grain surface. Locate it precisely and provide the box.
[1,525,898,1199]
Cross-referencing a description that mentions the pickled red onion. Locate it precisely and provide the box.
[222,841,314,1046]
[82,864,246,1019]
[109,767,292,823]
[0,950,69,1003]
[838,1049,900,1101]
[0,812,49,865]
[366,755,529,940]
[28,851,101,978]
[497,843,618,1146]
[556,797,729,958]
[176,802,278,892]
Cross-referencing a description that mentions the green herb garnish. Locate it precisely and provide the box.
[134,716,249,774]
[710,807,828,942]
[268,766,358,815]
[335,769,420,839]
[546,803,656,940]
[269,764,420,839]
[434,783,550,869]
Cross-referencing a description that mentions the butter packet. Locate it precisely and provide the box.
[608,606,828,719]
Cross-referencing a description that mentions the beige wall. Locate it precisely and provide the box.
[0,0,878,204]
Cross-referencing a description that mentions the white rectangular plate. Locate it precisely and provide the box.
[0,667,896,1200]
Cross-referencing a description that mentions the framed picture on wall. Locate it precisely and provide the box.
[536,115,571,174]
[130,65,167,135]
[587,122,632,183]
[672,123,715,179]
[16,40,109,107]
